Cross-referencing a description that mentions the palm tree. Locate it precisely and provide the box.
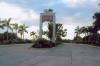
[87,26,94,35]
[48,23,67,41]
[0,20,5,41]
[74,26,82,41]
[80,26,89,37]
[30,31,37,40]
[3,18,13,40]
[0,20,4,30]
[0,19,8,30]
[11,23,18,37]
[18,24,28,40]
[75,26,81,37]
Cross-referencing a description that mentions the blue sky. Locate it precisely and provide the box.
[0,0,100,39]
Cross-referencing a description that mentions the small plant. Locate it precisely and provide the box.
[32,38,56,48]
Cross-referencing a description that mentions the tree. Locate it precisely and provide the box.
[43,31,48,38]
[80,26,93,37]
[56,24,67,40]
[11,23,19,37]
[74,26,82,41]
[0,20,5,41]
[80,27,87,36]
[93,12,100,33]
[30,31,37,40]
[0,25,4,29]
[48,23,53,40]
[75,26,81,37]
[48,23,67,41]
[87,26,94,35]
[18,24,28,40]
[92,12,100,44]
[3,18,13,40]
[82,12,100,44]
[0,20,4,30]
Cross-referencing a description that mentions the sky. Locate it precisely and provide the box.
[0,0,100,39]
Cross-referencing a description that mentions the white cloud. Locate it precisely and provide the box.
[62,0,99,7]
[63,24,75,39]
[57,13,94,39]
[0,2,40,39]
[62,0,84,7]
[0,1,97,40]
[57,17,76,39]
[0,2,39,25]
[58,15,92,27]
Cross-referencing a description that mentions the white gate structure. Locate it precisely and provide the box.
[39,9,56,42]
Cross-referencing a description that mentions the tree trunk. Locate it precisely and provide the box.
[16,30,17,40]
[23,33,24,40]
[7,27,8,41]
[21,34,23,40]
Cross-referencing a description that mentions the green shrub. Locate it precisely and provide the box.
[32,38,56,48]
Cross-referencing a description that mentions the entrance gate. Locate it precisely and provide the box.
[39,9,56,42]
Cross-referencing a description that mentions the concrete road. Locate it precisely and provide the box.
[0,43,100,66]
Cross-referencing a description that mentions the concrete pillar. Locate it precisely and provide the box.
[52,21,56,43]
[39,17,43,39]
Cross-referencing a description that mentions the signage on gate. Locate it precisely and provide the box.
[40,9,55,22]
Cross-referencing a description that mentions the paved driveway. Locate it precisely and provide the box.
[0,43,100,66]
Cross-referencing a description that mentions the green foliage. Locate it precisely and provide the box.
[30,31,37,40]
[74,36,82,41]
[74,26,82,41]
[82,33,100,44]
[75,26,81,37]
[48,9,53,12]
[46,23,67,41]
[43,31,48,37]
[18,24,28,39]
[93,12,100,32]
[3,18,13,30]
[56,24,67,40]
[32,38,56,48]
[11,23,19,40]
[11,23,18,33]
[1,18,13,40]
[74,12,100,45]
[0,32,17,44]
[0,18,32,44]
[48,23,53,40]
